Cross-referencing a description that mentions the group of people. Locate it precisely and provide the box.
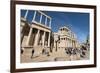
[31,47,50,59]
[21,44,89,60]
[65,45,89,59]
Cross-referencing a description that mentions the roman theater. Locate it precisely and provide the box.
[20,10,87,62]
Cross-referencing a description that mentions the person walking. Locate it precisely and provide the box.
[31,48,35,59]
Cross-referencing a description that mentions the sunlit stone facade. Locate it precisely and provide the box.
[21,10,52,51]
[54,26,79,49]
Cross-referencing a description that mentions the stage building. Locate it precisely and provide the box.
[53,26,79,50]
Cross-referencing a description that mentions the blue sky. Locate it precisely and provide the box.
[43,11,89,43]
[21,10,89,43]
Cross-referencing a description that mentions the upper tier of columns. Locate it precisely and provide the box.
[23,10,52,28]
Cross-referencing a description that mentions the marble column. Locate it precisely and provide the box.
[74,41,76,48]
[26,27,33,46]
[24,10,28,19]
[69,39,71,47]
[21,26,23,41]
[32,11,37,22]
[42,31,46,47]
[48,32,50,47]
[40,14,42,23]
[45,17,47,25]
[68,39,69,47]
[66,38,68,47]
[72,41,73,48]
[71,40,72,47]
[69,39,70,47]
[73,41,75,47]
[34,30,40,46]
[49,19,51,28]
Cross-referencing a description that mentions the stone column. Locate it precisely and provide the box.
[32,11,37,22]
[68,39,70,47]
[72,41,73,48]
[69,39,70,47]
[24,10,28,19]
[49,19,51,28]
[42,31,46,47]
[71,40,72,47]
[69,39,71,47]
[21,26,24,44]
[74,41,76,48]
[48,32,50,47]
[67,39,69,47]
[45,17,47,25]
[40,14,42,23]
[26,27,33,46]
[20,26,23,41]
[66,38,67,47]
[34,30,40,46]
[72,41,73,47]
[73,41,74,48]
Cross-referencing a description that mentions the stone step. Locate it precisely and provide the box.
[22,46,46,56]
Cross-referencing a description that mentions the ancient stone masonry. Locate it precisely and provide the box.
[21,10,52,55]
[53,26,80,50]
[20,10,89,63]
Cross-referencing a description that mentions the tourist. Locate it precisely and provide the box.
[31,49,35,59]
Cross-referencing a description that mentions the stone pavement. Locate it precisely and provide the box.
[20,47,85,63]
